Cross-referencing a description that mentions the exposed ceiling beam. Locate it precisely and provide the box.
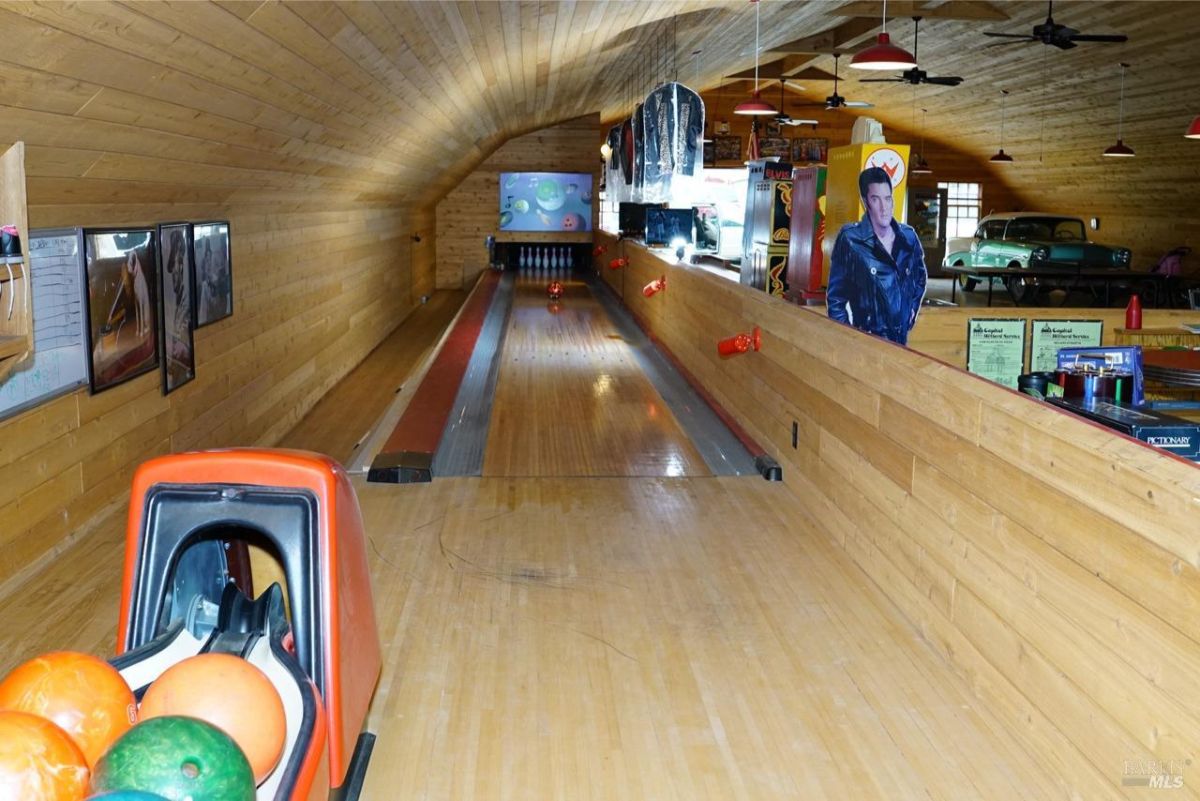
[830,1,1010,22]
[727,55,837,81]
[769,17,881,55]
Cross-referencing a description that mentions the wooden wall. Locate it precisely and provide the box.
[0,197,428,592]
[597,230,1200,801]
[436,114,600,289]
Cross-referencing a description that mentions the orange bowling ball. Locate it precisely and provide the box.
[0,651,136,769]
[138,653,286,784]
[0,710,90,800]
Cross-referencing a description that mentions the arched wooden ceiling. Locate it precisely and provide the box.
[0,1,1196,220]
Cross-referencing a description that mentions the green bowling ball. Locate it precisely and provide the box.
[89,716,255,801]
[87,793,171,800]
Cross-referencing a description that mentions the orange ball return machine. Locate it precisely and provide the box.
[110,449,382,800]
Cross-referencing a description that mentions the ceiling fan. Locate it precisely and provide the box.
[797,54,873,110]
[773,80,820,127]
[859,18,963,87]
[984,1,1128,50]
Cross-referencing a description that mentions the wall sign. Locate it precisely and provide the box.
[1030,320,1104,372]
[967,318,1027,389]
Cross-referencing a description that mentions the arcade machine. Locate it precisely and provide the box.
[786,165,828,304]
[743,161,795,297]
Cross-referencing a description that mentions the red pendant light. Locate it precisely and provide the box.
[990,89,1014,163]
[735,0,778,116]
[1103,63,1135,158]
[851,0,917,71]
[1186,116,1200,139]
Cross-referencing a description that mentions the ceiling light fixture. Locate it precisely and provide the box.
[1103,62,1134,157]
[990,89,1014,163]
[851,0,918,71]
[735,0,778,116]
[912,106,932,174]
[1187,116,1200,139]
[600,142,613,160]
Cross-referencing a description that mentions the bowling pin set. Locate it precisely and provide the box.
[515,245,574,273]
[0,449,382,801]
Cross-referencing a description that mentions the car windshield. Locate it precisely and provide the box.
[1004,217,1086,242]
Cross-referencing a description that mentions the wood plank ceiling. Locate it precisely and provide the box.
[0,1,1197,218]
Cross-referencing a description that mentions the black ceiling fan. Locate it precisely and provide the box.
[859,18,963,87]
[797,54,873,110]
[984,1,1128,50]
[773,80,820,127]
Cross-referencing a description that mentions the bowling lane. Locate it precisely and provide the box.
[482,271,711,477]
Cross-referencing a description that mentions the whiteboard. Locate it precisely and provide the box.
[0,228,87,419]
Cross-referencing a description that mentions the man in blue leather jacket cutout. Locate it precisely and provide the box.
[827,167,927,346]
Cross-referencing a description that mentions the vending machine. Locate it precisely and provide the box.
[822,143,910,283]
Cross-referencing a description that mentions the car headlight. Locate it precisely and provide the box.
[1114,248,1131,265]
[1030,246,1050,263]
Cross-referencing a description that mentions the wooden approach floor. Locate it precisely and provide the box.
[0,275,1066,799]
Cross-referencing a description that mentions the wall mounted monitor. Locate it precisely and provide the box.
[498,172,593,233]
[618,202,646,236]
[645,208,694,248]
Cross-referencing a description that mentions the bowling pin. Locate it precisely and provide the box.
[566,247,574,269]
[519,246,527,270]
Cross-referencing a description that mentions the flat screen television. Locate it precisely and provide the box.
[498,172,592,233]
[645,208,693,248]
[618,202,646,236]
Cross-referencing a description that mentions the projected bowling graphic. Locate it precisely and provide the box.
[0,449,381,801]
[499,172,592,232]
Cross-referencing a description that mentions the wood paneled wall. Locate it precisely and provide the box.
[597,230,1200,801]
[436,114,600,289]
[0,200,425,592]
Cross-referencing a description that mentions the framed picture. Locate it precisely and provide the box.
[760,137,790,158]
[703,139,715,166]
[765,120,783,137]
[157,222,195,395]
[81,228,159,394]
[193,221,232,327]
[713,135,742,161]
[792,137,829,163]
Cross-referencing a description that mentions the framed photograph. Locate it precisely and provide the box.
[760,137,790,158]
[713,135,742,162]
[193,221,232,327]
[792,137,829,163]
[765,120,783,137]
[157,222,195,395]
[81,228,159,394]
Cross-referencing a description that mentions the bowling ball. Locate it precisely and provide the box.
[89,716,254,801]
[138,654,285,784]
[0,650,136,768]
[86,793,169,800]
[561,212,585,231]
[0,710,90,800]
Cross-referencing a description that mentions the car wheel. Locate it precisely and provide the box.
[954,262,977,292]
[1005,264,1036,303]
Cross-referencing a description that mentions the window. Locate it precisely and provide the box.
[938,182,982,239]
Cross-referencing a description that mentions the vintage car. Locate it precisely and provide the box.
[944,213,1133,291]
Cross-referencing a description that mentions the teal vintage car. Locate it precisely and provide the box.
[944,213,1133,292]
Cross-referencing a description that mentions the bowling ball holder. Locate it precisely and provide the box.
[112,449,384,801]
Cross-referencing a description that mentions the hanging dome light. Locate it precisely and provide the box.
[1103,63,1135,157]
[990,89,1014,163]
[1186,115,1200,139]
[851,0,917,71]
[734,0,778,116]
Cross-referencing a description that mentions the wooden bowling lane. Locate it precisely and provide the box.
[482,272,711,477]
[357,475,1064,801]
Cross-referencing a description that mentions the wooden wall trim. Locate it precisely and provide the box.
[596,229,1200,799]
